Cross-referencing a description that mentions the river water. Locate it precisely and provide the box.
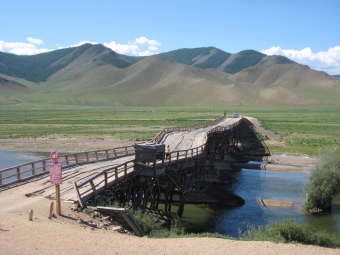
[0,151,50,184]
[1,151,339,237]
[183,168,340,237]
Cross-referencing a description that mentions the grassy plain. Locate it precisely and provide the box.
[0,103,339,155]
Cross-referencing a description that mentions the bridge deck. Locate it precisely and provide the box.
[160,117,241,150]
[2,117,242,204]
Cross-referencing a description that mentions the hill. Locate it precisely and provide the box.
[0,77,33,95]
[156,47,267,74]
[0,44,142,83]
[231,60,339,89]
[0,44,339,106]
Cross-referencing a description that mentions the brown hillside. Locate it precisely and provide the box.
[45,45,120,88]
[255,86,318,105]
[43,55,339,106]
[230,63,340,88]
[0,77,33,95]
[92,57,245,106]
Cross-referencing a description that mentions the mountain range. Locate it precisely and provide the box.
[0,43,339,106]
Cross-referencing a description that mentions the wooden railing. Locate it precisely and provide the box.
[150,114,226,144]
[74,144,206,207]
[0,114,237,187]
[0,146,134,186]
[165,144,205,168]
[74,160,135,207]
[206,118,244,136]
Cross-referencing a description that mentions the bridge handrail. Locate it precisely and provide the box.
[165,144,206,168]
[74,159,135,208]
[201,118,244,146]
[0,115,237,187]
[0,146,134,186]
[150,114,226,144]
[75,144,207,206]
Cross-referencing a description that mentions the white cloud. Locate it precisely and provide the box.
[0,37,161,57]
[0,37,50,55]
[262,46,340,75]
[27,37,43,45]
[130,36,162,51]
[104,37,161,56]
[70,41,99,47]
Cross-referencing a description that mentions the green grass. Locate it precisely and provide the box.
[239,219,340,247]
[0,103,339,155]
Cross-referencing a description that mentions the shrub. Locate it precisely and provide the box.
[132,209,164,235]
[304,150,340,211]
[131,209,187,238]
[239,220,340,247]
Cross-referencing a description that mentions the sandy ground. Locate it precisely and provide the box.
[0,135,339,254]
[0,138,131,153]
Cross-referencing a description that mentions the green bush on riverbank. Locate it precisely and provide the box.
[134,211,340,247]
[304,150,340,211]
[238,219,340,248]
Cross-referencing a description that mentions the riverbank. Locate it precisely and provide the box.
[0,138,132,153]
[1,138,339,254]
[0,181,338,255]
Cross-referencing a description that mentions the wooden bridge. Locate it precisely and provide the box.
[0,114,269,216]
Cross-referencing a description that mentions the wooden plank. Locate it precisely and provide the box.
[89,180,97,197]
[73,181,84,208]
[96,207,145,237]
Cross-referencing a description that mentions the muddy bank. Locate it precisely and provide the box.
[233,162,312,173]
[0,138,132,153]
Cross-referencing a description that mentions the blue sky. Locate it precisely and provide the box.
[1,0,339,74]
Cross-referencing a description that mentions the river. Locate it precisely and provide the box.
[0,151,50,184]
[183,168,340,237]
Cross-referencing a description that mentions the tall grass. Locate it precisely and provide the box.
[304,150,340,211]
[239,219,340,248]
[131,209,187,238]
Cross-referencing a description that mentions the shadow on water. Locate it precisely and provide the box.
[183,169,340,238]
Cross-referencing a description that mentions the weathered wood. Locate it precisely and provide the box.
[0,146,134,187]
[73,181,84,208]
[55,184,61,215]
[95,207,145,237]
[29,210,33,221]
[90,180,97,197]
[2,116,247,217]
[49,202,54,219]
[104,172,108,190]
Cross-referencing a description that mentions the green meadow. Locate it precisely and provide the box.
[0,103,339,155]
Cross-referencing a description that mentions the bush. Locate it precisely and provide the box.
[304,150,340,211]
[239,220,340,247]
[132,209,164,235]
[131,209,187,238]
